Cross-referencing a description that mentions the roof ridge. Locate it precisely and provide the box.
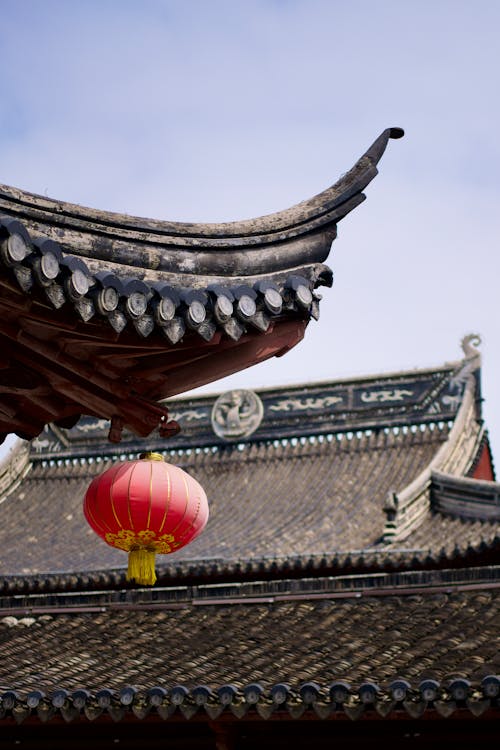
[26,424,450,476]
[0,129,403,248]
[2,538,499,596]
[1,566,499,614]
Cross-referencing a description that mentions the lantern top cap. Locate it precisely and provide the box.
[139,452,165,462]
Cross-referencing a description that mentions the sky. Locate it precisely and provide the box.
[0,0,499,461]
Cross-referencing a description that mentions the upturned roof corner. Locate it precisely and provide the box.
[382,334,492,544]
[0,129,404,444]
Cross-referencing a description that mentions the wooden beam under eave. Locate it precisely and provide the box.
[0,286,308,440]
[159,318,307,399]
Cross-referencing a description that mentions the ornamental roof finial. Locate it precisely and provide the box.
[460,333,481,360]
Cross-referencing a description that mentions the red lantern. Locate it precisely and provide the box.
[83,452,209,585]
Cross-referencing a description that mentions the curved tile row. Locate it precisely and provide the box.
[1,536,497,596]
[0,677,497,723]
[0,216,325,343]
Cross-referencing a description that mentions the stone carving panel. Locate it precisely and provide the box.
[211,390,264,440]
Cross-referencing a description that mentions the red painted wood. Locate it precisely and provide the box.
[471,441,496,481]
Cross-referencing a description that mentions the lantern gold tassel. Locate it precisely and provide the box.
[127,549,157,586]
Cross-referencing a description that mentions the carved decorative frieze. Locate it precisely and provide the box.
[211,390,264,440]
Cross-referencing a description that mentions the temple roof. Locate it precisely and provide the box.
[1,127,498,734]
[0,128,403,444]
[0,334,497,594]
[0,568,498,723]
[0,338,498,729]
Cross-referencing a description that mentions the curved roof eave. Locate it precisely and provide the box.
[0,128,404,276]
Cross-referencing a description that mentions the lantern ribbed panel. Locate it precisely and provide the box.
[83,458,209,558]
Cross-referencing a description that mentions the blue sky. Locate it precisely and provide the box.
[0,0,499,459]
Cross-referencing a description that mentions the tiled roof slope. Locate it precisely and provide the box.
[0,425,447,576]
[0,569,498,722]
[0,336,498,591]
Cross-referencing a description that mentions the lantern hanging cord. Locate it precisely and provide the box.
[127,549,157,586]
